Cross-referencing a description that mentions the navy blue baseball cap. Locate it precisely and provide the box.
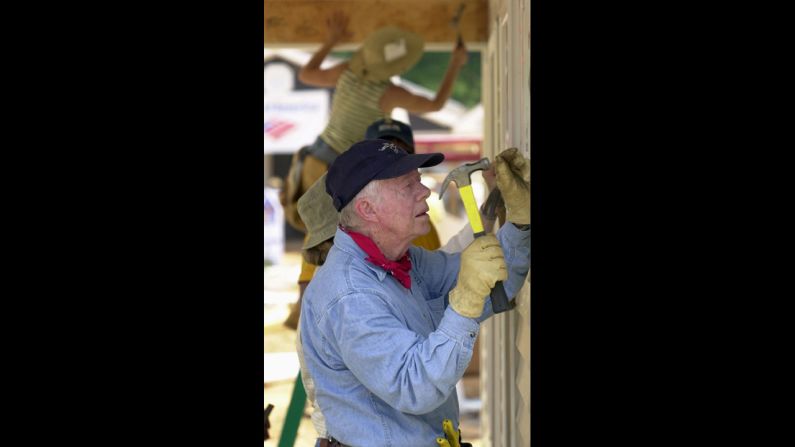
[365,118,414,150]
[326,139,444,211]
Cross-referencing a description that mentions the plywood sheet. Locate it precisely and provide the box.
[265,0,488,45]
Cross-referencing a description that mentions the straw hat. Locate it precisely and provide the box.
[298,173,339,250]
[349,26,425,81]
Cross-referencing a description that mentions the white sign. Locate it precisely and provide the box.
[264,186,284,264]
[264,90,329,154]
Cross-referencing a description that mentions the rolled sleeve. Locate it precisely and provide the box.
[438,306,480,349]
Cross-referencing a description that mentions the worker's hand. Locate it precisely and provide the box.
[451,41,469,67]
[495,147,530,225]
[449,235,507,318]
[326,11,352,44]
[435,418,462,447]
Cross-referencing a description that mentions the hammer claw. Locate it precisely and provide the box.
[438,158,491,201]
[439,177,451,200]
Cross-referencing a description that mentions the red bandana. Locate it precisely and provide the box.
[341,226,412,289]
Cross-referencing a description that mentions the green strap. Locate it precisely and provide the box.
[278,371,307,447]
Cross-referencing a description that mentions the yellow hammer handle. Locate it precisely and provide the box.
[458,185,484,235]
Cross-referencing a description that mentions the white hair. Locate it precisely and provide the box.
[338,179,385,230]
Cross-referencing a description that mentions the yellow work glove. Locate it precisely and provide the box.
[495,147,530,225]
[449,235,508,318]
[435,418,461,447]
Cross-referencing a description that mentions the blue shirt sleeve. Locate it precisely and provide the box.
[408,246,461,303]
[411,223,530,322]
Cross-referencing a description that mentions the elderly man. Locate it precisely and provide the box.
[299,139,530,446]
[284,118,445,330]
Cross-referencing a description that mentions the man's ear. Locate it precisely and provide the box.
[354,197,379,223]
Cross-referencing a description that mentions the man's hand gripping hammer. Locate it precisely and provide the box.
[439,158,516,314]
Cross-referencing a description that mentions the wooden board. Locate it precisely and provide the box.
[265,0,488,46]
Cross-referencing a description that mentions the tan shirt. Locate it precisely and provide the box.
[320,69,390,154]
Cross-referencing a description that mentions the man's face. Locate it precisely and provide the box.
[373,169,431,243]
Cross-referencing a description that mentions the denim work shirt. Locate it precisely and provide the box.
[299,224,530,446]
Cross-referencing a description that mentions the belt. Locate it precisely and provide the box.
[300,136,339,165]
[318,436,471,447]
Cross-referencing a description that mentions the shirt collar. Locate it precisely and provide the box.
[333,227,390,282]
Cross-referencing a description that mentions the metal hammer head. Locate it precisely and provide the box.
[449,3,466,28]
[439,157,490,199]
[449,2,466,46]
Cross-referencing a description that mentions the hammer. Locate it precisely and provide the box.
[449,2,466,48]
[440,158,516,314]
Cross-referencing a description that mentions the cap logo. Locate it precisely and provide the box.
[378,142,402,154]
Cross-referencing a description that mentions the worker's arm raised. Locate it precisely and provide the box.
[298,11,351,87]
[379,41,469,113]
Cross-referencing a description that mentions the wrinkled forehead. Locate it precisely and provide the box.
[389,169,421,183]
[371,170,419,193]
